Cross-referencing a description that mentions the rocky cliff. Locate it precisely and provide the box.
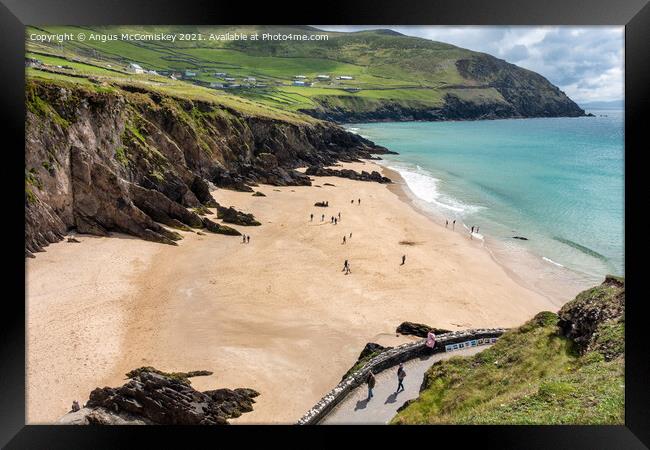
[25,80,390,256]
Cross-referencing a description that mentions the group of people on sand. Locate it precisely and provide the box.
[351,198,361,205]
[241,234,251,244]
[365,332,436,400]
[445,219,457,230]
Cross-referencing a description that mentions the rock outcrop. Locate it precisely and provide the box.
[216,205,261,226]
[25,80,390,255]
[59,367,259,425]
[558,275,625,358]
[305,166,392,183]
[396,322,452,338]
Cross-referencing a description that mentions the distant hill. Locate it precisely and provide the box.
[26,25,585,123]
[580,100,624,110]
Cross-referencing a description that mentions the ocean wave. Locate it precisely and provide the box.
[387,164,483,215]
[542,256,565,267]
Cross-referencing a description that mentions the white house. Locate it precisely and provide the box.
[316,74,330,80]
[294,75,306,79]
[337,75,353,80]
[293,80,306,86]
[209,82,224,88]
[128,63,144,74]
[184,70,197,77]
[224,77,236,82]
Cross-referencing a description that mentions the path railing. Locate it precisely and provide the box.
[296,327,508,425]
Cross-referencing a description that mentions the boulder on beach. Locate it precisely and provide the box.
[396,322,452,338]
[59,366,259,425]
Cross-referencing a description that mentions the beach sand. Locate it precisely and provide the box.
[26,160,558,424]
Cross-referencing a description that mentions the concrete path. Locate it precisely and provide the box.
[321,345,491,424]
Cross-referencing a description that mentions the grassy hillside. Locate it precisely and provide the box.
[26,25,584,121]
[392,278,624,425]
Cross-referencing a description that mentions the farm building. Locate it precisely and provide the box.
[184,70,197,77]
[316,74,330,80]
[337,75,353,80]
[127,63,144,74]
[294,75,306,79]
[293,80,306,86]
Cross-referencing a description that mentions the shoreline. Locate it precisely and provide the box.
[374,160,596,306]
[26,160,560,424]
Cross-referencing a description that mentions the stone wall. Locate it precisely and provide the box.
[296,328,508,425]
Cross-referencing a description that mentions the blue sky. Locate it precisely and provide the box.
[316,26,624,104]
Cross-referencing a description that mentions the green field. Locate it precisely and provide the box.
[25,25,495,117]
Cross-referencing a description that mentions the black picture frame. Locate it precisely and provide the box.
[1,0,648,447]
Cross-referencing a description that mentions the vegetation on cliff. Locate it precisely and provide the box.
[26,25,585,122]
[392,277,624,425]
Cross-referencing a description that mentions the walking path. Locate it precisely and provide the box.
[321,345,491,424]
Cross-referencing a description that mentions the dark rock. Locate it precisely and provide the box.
[558,276,625,355]
[129,184,204,229]
[80,367,258,425]
[202,217,241,236]
[305,165,392,184]
[324,183,335,186]
[396,322,452,338]
[512,236,528,240]
[216,205,261,226]
[252,191,266,197]
[67,237,81,243]
[358,342,388,360]
[314,201,328,207]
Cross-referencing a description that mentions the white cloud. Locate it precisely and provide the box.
[316,26,624,104]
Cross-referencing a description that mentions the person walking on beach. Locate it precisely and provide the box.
[351,199,354,204]
[247,235,250,244]
[242,234,246,244]
[476,226,480,233]
[471,226,475,233]
[331,216,334,224]
[367,371,376,399]
[401,254,406,265]
[452,220,456,230]
[321,214,325,222]
[358,198,361,205]
[349,232,352,239]
[338,212,341,221]
[326,201,329,207]
[445,219,448,228]
[343,259,349,272]
[310,213,313,222]
[342,236,346,245]
[396,363,406,393]
[334,218,338,225]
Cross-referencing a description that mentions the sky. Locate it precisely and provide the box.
[317,26,624,104]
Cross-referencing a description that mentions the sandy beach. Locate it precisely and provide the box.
[26,160,559,424]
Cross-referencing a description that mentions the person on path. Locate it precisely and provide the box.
[310,213,313,222]
[396,363,406,393]
[401,254,406,265]
[426,330,436,351]
[367,371,376,399]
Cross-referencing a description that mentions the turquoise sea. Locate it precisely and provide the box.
[347,111,624,289]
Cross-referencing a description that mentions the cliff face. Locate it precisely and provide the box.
[301,55,585,123]
[25,81,390,256]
